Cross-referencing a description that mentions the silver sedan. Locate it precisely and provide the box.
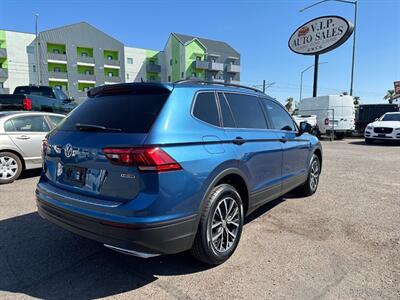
[0,111,64,184]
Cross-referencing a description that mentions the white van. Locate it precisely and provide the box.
[297,95,355,139]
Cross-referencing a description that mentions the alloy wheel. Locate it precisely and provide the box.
[0,156,18,180]
[309,157,320,192]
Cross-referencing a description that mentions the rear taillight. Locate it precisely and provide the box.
[324,117,329,125]
[23,98,32,110]
[102,147,182,172]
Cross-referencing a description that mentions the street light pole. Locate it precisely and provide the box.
[299,0,358,95]
[300,62,327,100]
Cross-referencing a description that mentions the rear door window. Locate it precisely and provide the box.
[8,115,50,132]
[58,89,170,133]
[224,93,267,129]
[193,92,220,127]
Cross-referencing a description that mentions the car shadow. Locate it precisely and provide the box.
[348,140,400,146]
[0,198,285,298]
[18,168,42,180]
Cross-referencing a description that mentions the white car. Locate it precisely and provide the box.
[364,112,400,144]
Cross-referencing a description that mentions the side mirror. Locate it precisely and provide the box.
[64,97,74,103]
[299,121,313,134]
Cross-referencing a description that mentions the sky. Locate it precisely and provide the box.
[0,0,399,105]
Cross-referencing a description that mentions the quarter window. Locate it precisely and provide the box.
[262,99,296,131]
[193,92,220,127]
[224,93,267,129]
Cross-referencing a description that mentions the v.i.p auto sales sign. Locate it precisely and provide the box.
[289,16,354,55]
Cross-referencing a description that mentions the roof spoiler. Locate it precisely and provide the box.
[87,83,173,98]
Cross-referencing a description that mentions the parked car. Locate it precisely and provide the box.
[0,111,64,184]
[36,81,322,265]
[0,85,77,114]
[292,114,319,136]
[364,112,400,144]
[297,95,355,139]
[356,103,399,134]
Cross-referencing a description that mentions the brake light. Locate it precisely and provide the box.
[102,147,182,172]
[324,117,329,125]
[23,98,32,110]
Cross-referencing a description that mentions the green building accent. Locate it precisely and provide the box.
[146,49,160,81]
[171,35,181,82]
[0,30,8,69]
[49,80,68,91]
[47,43,66,54]
[77,46,93,57]
[48,62,67,72]
[104,67,119,77]
[77,65,94,74]
[104,50,118,60]
[78,82,95,92]
[185,39,206,79]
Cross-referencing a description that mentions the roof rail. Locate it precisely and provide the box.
[174,80,263,94]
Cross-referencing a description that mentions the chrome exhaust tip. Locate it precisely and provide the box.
[104,244,160,258]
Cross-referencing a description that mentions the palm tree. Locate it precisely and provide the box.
[285,97,294,111]
[353,96,360,106]
[384,89,395,103]
[342,91,349,95]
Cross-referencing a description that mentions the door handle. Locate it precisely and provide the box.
[232,137,246,145]
[280,137,288,143]
[15,135,31,140]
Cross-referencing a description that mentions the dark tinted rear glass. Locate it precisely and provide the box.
[225,93,267,129]
[14,86,55,98]
[58,89,170,133]
[193,92,220,126]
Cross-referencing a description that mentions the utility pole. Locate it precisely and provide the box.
[35,14,41,84]
[262,80,266,93]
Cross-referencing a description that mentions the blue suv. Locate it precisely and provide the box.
[36,81,322,265]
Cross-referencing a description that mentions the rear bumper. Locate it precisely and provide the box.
[36,192,197,256]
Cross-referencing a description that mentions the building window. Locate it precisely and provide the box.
[81,52,88,57]
[32,65,36,72]
[181,72,184,78]
[53,67,61,72]
[175,59,177,64]
[84,70,91,75]
[0,82,3,88]
[169,59,173,66]
[53,49,60,54]
[168,75,171,82]
[83,87,90,92]
[127,57,133,64]
[150,75,155,81]
[149,60,155,65]
[108,72,113,77]
[54,85,62,90]
[127,73,130,80]
[196,56,202,61]
[107,55,113,60]
[191,72,196,77]
[26,46,35,54]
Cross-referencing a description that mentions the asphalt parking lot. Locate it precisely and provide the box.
[0,139,399,299]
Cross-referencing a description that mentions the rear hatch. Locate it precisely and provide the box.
[43,85,172,203]
[0,94,28,111]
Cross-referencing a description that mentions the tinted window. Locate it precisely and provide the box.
[225,93,267,129]
[14,86,55,98]
[218,92,235,128]
[193,92,220,126]
[381,114,400,121]
[9,115,50,132]
[262,99,296,131]
[47,115,64,127]
[58,89,169,133]
[53,88,67,100]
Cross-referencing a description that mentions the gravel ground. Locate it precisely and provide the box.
[0,139,399,299]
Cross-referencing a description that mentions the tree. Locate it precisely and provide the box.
[384,89,395,103]
[353,96,360,106]
[285,97,294,111]
[342,91,349,95]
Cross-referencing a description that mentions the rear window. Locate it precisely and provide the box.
[58,89,170,133]
[14,86,55,98]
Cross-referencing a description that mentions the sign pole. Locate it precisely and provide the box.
[313,54,319,97]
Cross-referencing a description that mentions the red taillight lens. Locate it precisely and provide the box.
[23,98,32,110]
[102,147,182,172]
[324,117,329,125]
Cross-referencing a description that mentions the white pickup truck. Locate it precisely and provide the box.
[292,114,319,136]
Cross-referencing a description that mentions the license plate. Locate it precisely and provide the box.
[377,134,386,138]
[64,165,86,186]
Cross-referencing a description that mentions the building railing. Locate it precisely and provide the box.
[194,60,209,70]
[77,56,95,64]
[48,71,68,79]
[103,58,120,66]
[104,75,121,83]
[226,64,241,73]
[209,62,224,71]
[77,74,96,81]
[47,53,67,61]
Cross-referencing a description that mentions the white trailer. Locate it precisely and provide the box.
[297,95,355,139]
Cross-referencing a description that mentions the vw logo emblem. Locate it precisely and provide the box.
[64,143,73,158]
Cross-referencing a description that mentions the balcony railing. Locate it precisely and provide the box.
[209,62,224,71]
[104,58,120,66]
[0,48,7,58]
[0,68,8,78]
[228,79,240,85]
[48,71,68,79]
[211,78,225,83]
[78,91,89,98]
[194,60,209,70]
[77,56,95,64]
[47,53,67,61]
[226,64,241,73]
[78,74,96,81]
[147,64,161,73]
[0,87,9,94]
[104,76,121,83]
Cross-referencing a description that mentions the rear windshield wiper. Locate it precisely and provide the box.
[75,123,122,132]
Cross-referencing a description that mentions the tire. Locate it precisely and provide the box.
[0,152,23,184]
[365,138,374,144]
[295,154,321,197]
[191,184,244,265]
[335,133,345,140]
